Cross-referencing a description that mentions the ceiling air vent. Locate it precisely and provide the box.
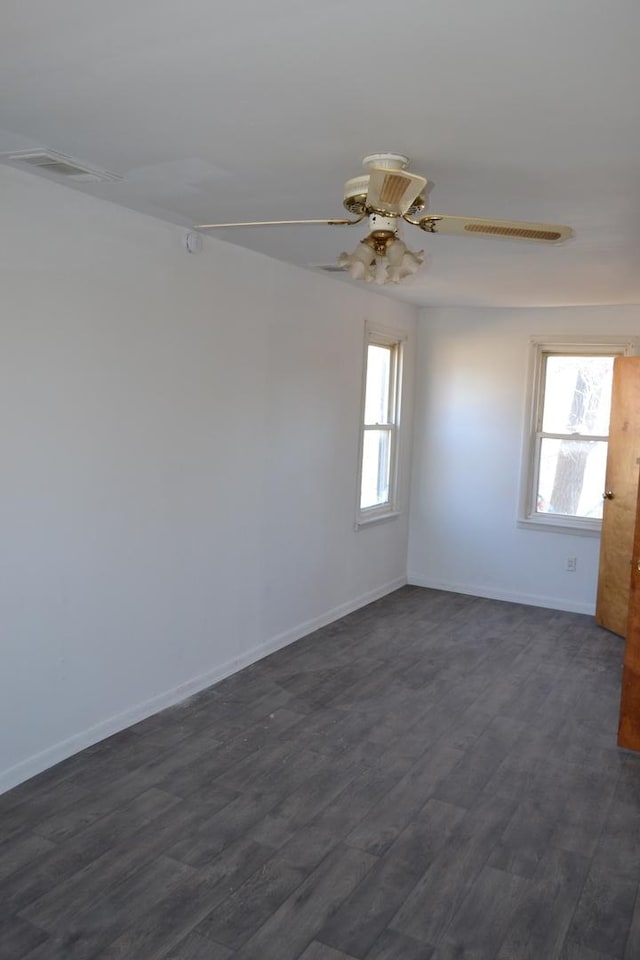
[312,264,348,273]
[1,149,121,183]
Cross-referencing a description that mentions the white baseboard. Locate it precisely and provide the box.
[0,575,407,796]
[407,573,596,616]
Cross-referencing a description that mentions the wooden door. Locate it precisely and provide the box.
[618,480,640,749]
[596,357,640,637]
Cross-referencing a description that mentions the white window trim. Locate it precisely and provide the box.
[518,334,640,536]
[355,324,407,529]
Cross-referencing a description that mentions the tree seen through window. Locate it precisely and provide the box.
[536,355,614,519]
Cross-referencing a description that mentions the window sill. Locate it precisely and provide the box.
[518,515,601,538]
[355,510,402,531]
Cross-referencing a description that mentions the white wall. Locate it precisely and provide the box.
[408,304,640,614]
[0,166,417,793]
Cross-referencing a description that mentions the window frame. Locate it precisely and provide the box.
[355,326,405,528]
[519,335,639,536]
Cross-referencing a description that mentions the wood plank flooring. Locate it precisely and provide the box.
[2,586,640,960]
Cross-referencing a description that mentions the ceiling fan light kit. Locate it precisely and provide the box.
[338,212,425,286]
[195,154,573,286]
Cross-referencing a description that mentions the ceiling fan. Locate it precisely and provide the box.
[195,154,573,286]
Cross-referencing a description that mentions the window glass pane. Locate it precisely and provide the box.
[536,437,607,519]
[542,355,614,435]
[364,345,391,425]
[360,429,391,509]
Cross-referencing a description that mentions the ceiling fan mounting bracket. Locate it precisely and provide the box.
[362,153,409,171]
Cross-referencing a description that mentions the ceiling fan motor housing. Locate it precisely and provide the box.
[343,175,369,215]
[344,154,428,220]
[343,156,412,211]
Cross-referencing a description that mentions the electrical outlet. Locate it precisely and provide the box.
[566,556,577,572]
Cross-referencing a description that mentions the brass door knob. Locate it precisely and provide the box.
[603,490,615,500]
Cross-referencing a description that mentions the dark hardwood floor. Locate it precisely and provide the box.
[2,586,640,959]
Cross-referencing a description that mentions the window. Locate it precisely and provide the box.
[357,330,404,525]
[521,336,637,534]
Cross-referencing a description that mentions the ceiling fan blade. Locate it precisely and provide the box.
[416,214,573,242]
[366,166,428,216]
[194,216,362,229]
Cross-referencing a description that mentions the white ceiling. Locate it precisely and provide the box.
[2,0,640,308]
